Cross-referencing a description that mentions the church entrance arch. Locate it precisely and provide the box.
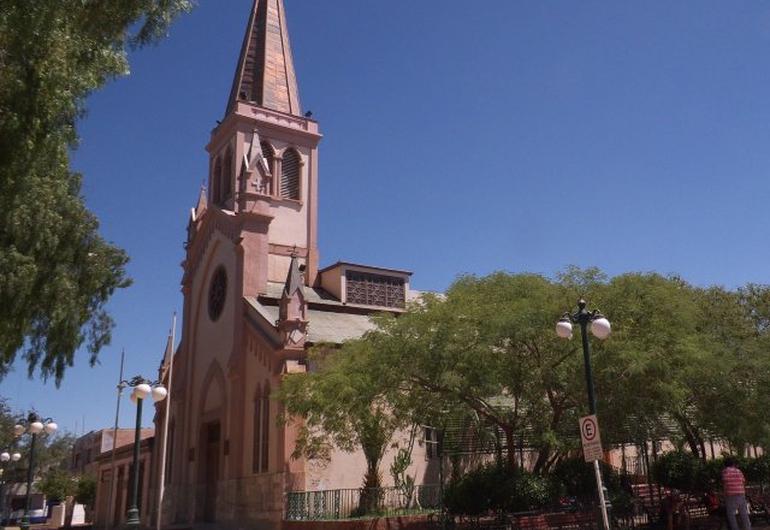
[196,362,226,523]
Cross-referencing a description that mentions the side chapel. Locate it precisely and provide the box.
[153,1,435,528]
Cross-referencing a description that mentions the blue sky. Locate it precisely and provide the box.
[4,0,770,433]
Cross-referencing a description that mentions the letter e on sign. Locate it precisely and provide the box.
[579,415,603,462]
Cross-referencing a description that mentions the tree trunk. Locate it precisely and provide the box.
[503,427,517,469]
[674,413,702,459]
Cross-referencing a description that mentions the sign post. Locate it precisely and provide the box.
[580,415,610,530]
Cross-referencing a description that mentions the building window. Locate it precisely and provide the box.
[346,271,405,308]
[424,427,439,459]
[252,384,270,473]
[280,148,301,200]
[260,141,274,172]
[252,385,262,474]
[165,422,175,485]
[222,147,233,201]
[207,266,227,322]
[212,157,222,205]
[261,384,270,472]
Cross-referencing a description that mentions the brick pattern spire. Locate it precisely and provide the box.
[226,0,302,117]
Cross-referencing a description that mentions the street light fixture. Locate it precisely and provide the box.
[14,412,57,530]
[121,376,167,530]
[0,450,22,524]
[557,299,611,530]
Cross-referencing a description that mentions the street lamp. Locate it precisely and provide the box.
[122,376,167,530]
[557,299,611,530]
[14,413,57,530]
[0,451,22,524]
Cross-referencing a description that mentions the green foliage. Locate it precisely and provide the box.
[654,452,770,492]
[443,464,554,516]
[35,432,77,473]
[653,451,701,492]
[277,341,410,490]
[551,458,617,499]
[322,269,770,470]
[75,474,97,507]
[390,445,416,509]
[0,0,192,384]
[38,468,76,501]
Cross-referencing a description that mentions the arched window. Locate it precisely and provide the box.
[260,141,274,172]
[222,147,233,202]
[252,383,270,473]
[280,148,301,200]
[212,157,222,205]
[261,383,270,472]
[252,384,262,474]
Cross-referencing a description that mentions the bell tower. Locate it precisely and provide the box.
[204,0,321,294]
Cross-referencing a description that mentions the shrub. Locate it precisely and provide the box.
[443,464,554,516]
[745,455,770,485]
[652,451,700,491]
[550,457,632,515]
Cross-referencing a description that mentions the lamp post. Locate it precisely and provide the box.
[0,450,22,524]
[556,299,612,530]
[122,376,167,530]
[14,413,57,530]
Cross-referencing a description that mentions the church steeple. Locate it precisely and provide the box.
[226,0,302,117]
[193,0,321,297]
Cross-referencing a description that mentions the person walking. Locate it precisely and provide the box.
[722,457,751,530]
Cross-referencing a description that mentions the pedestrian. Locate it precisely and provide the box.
[722,456,751,530]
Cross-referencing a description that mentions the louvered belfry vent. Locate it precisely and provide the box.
[261,141,274,161]
[281,149,300,200]
[346,271,406,308]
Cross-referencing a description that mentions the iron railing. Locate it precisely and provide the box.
[285,484,441,520]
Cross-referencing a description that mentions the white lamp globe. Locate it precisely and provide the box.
[29,422,44,434]
[555,319,573,339]
[0,452,9,462]
[44,422,58,435]
[151,386,168,403]
[134,383,152,400]
[11,452,21,462]
[13,424,24,437]
[591,317,611,340]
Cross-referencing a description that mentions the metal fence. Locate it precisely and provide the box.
[285,484,441,520]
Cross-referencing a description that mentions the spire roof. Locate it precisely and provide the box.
[283,253,304,298]
[226,0,302,117]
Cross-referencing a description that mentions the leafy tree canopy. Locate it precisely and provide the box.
[281,268,770,474]
[0,0,192,384]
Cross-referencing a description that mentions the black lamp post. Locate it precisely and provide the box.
[14,412,57,530]
[0,450,22,525]
[557,299,612,530]
[122,376,167,530]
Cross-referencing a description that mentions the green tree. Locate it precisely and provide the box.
[278,342,407,493]
[0,0,192,384]
[38,468,77,502]
[75,474,97,507]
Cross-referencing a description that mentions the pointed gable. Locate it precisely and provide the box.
[226,0,302,117]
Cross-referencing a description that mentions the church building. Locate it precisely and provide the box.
[154,1,435,528]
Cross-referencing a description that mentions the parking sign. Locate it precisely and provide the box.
[579,415,603,462]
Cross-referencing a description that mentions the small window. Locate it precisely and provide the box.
[261,384,270,472]
[212,157,222,205]
[424,427,439,459]
[260,141,275,171]
[280,148,301,200]
[222,147,233,201]
[252,385,262,474]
